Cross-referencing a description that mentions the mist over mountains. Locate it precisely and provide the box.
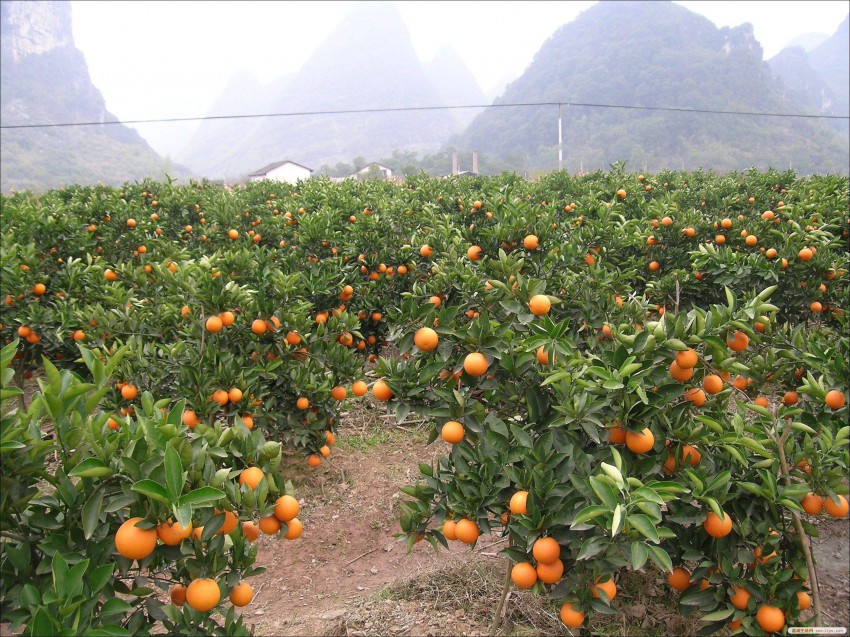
[2,1,847,192]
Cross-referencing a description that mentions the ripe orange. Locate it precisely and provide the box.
[616,189,626,199]
[219,310,235,326]
[33,283,46,295]
[352,380,368,396]
[745,235,757,246]
[756,605,785,633]
[703,375,724,395]
[560,602,585,628]
[825,390,845,410]
[536,558,564,584]
[296,397,310,410]
[703,510,733,537]
[214,509,238,535]
[824,494,848,518]
[810,301,823,314]
[331,386,347,401]
[414,327,439,351]
[420,245,432,258]
[319,444,331,458]
[372,380,393,401]
[727,330,750,352]
[732,376,750,390]
[608,425,627,444]
[463,353,488,376]
[206,315,223,333]
[121,384,138,401]
[592,578,617,600]
[239,466,264,490]
[429,295,442,307]
[675,349,698,369]
[157,520,192,546]
[186,578,220,612]
[800,493,824,515]
[528,295,551,316]
[684,388,706,407]
[274,495,299,522]
[115,517,157,560]
[648,260,660,271]
[669,361,695,382]
[667,567,691,592]
[229,581,254,607]
[241,521,260,542]
[284,517,303,540]
[259,515,281,535]
[228,387,243,403]
[104,269,118,281]
[211,389,229,406]
[467,246,482,261]
[523,235,539,250]
[240,414,254,430]
[442,519,457,541]
[170,584,187,606]
[325,431,336,446]
[251,319,267,335]
[532,536,560,564]
[307,454,322,467]
[625,428,654,454]
[797,591,812,611]
[509,491,529,515]
[798,247,813,261]
[511,562,538,589]
[455,518,480,544]
[441,421,465,444]
[72,330,86,341]
[729,585,751,610]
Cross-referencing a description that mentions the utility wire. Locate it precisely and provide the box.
[1,100,848,130]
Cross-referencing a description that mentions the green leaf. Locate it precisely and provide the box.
[131,479,169,505]
[627,514,660,543]
[28,608,56,636]
[89,563,113,594]
[630,542,648,571]
[164,444,183,503]
[99,598,132,617]
[69,458,114,479]
[589,476,619,509]
[178,486,225,507]
[82,491,104,540]
[571,505,609,527]
[701,607,734,622]
[647,544,673,573]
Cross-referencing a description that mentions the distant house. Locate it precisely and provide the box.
[348,162,394,181]
[246,161,313,184]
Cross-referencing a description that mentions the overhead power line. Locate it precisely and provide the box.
[1,100,848,130]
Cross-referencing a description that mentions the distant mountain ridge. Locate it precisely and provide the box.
[0,1,183,192]
[454,1,848,175]
[176,1,457,180]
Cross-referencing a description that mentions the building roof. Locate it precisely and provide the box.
[246,160,313,177]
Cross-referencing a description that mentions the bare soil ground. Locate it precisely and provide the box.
[246,403,850,637]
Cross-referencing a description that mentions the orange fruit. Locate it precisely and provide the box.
[414,327,439,352]
[669,361,695,382]
[241,521,260,542]
[240,414,254,430]
[307,454,322,468]
[463,352,488,376]
[467,246,482,261]
[797,591,811,611]
[251,319,267,335]
[170,584,187,606]
[703,510,733,537]
[258,515,281,535]
[523,235,539,250]
[592,578,617,600]
[219,311,235,326]
[441,421,465,444]
[625,428,654,454]
[732,376,750,390]
[511,562,538,589]
[32,283,46,295]
[684,388,706,407]
[800,493,824,515]
[729,585,751,610]
[285,330,301,345]
[810,301,823,314]
[228,387,243,403]
[798,247,813,261]
[274,495,299,522]
[608,425,626,444]
[754,396,769,408]
[824,494,848,518]
[319,445,331,458]
[536,558,564,584]
[442,519,457,541]
[284,517,303,540]
[372,380,393,401]
[71,330,86,342]
[616,189,626,199]
[420,245,432,258]
[229,581,254,607]
[536,346,553,365]
[115,517,157,560]
[331,386,347,401]
[429,295,442,307]
[756,605,785,633]
[454,518,480,544]
[528,295,551,316]
[745,235,757,246]
[214,509,238,535]
[104,268,118,281]
[352,380,368,396]
[532,536,560,564]
[667,567,691,591]
[825,390,845,409]
[703,375,724,395]
[325,431,336,446]
[509,491,528,515]
[205,315,223,333]
[186,578,220,612]
[648,260,660,271]
[296,397,310,410]
[560,602,585,628]
[727,330,750,352]
[121,384,138,400]
[157,520,192,546]
[211,389,229,406]
[239,467,264,490]
[675,349,698,369]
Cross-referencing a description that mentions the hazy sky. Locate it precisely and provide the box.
[69,1,848,157]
